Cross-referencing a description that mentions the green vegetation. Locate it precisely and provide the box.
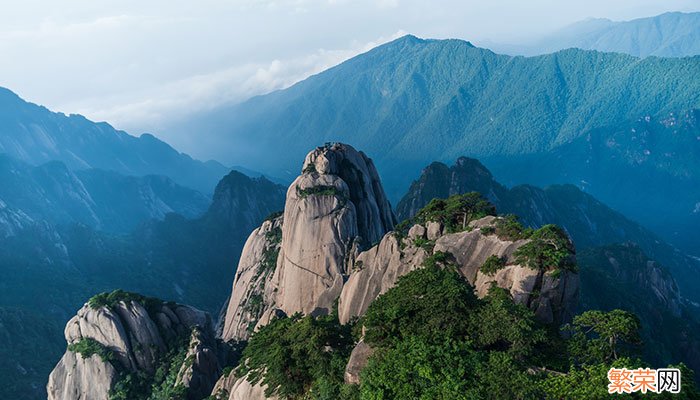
[514,225,577,272]
[565,309,642,364]
[362,265,478,347]
[88,290,164,316]
[68,338,114,362]
[411,193,496,234]
[236,313,354,399]
[303,163,317,174]
[234,258,699,399]
[412,237,435,253]
[109,333,191,400]
[493,214,533,241]
[296,185,344,198]
[264,224,282,244]
[480,255,507,276]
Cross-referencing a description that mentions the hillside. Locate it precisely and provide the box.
[187,35,700,182]
[493,12,700,57]
[180,35,700,255]
[396,157,700,304]
[0,154,210,234]
[0,87,229,194]
[0,170,285,400]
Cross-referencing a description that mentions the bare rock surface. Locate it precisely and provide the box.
[339,217,579,325]
[222,143,395,341]
[47,297,217,400]
[344,340,375,385]
[221,216,283,341]
[217,144,579,399]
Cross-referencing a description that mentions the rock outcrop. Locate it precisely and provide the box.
[272,143,395,317]
[221,215,283,341]
[210,373,276,400]
[339,216,579,325]
[221,143,395,341]
[216,144,579,399]
[47,294,220,400]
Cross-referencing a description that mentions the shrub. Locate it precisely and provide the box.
[361,336,481,400]
[412,237,435,253]
[236,313,354,399]
[494,214,533,241]
[296,185,343,198]
[468,286,546,359]
[68,338,114,362]
[480,255,507,276]
[88,290,163,316]
[513,225,576,272]
[412,193,496,233]
[363,264,478,347]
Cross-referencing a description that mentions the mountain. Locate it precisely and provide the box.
[185,35,700,181]
[47,292,224,400]
[45,144,700,398]
[396,157,700,304]
[0,154,209,234]
[180,35,700,254]
[216,143,578,398]
[0,87,229,194]
[483,109,700,256]
[577,244,700,375]
[489,12,700,58]
[0,170,285,400]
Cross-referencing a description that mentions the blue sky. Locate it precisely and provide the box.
[0,0,697,149]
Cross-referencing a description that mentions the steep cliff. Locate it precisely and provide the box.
[578,244,700,375]
[221,143,395,341]
[47,291,221,400]
[216,145,579,399]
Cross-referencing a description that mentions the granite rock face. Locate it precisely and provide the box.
[221,143,395,341]
[47,298,218,400]
[217,145,579,399]
[210,373,276,400]
[272,143,395,317]
[221,216,283,341]
[339,216,579,325]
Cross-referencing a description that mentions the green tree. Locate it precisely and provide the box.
[360,336,482,400]
[565,309,642,365]
[236,313,354,398]
[513,225,576,272]
[468,286,545,359]
[362,265,479,347]
[413,193,496,233]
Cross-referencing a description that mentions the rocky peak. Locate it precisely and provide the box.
[395,157,507,221]
[220,143,396,340]
[47,291,221,400]
[301,143,395,245]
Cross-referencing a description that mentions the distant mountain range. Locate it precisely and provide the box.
[178,34,700,254]
[0,154,210,234]
[0,87,230,194]
[487,12,700,58]
[183,35,700,184]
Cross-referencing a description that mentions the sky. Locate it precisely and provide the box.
[0,0,698,151]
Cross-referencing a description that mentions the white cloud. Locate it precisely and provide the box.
[71,30,407,140]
